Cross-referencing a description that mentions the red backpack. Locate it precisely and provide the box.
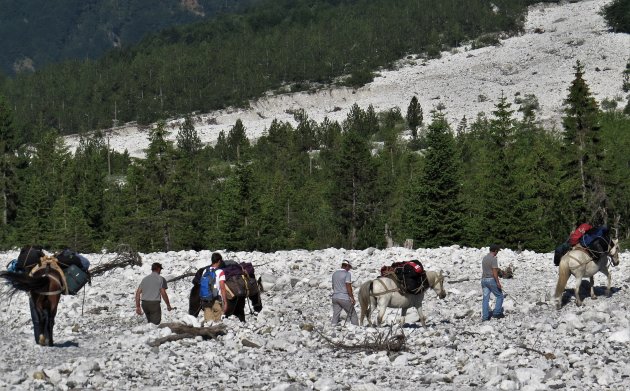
[568,223,592,246]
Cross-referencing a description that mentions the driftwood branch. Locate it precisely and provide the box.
[167,272,196,283]
[518,343,556,360]
[90,244,142,277]
[316,326,406,352]
[148,322,227,347]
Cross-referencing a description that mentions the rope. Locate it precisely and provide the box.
[29,256,68,295]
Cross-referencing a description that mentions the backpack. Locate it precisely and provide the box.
[17,245,44,272]
[199,267,218,301]
[6,259,23,273]
[580,226,609,248]
[568,223,592,246]
[56,248,90,271]
[63,264,90,295]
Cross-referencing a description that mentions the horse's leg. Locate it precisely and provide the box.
[235,298,246,322]
[376,298,389,327]
[574,278,583,306]
[400,308,407,326]
[602,266,612,297]
[416,294,426,327]
[48,296,59,346]
[368,296,377,327]
[39,307,49,346]
[589,276,597,300]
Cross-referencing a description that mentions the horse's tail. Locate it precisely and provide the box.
[0,271,49,295]
[188,284,202,316]
[358,280,373,326]
[554,255,571,302]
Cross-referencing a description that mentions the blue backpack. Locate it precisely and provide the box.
[199,268,218,301]
[580,226,609,247]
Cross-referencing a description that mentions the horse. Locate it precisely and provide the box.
[359,270,446,327]
[554,238,620,309]
[0,255,67,346]
[188,266,263,322]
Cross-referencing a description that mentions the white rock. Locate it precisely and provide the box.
[313,377,338,391]
[609,329,630,343]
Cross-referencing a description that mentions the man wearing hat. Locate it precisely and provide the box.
[135,262,173,325]
[331,260,358,326]
[481,244,504,321]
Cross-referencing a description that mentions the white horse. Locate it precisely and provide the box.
[554,239,620,309]
[358,270,446,327]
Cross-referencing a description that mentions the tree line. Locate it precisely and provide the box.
[0,0,558,143]
[1,61,629,254]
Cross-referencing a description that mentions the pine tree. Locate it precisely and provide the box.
[176,114,202,155]
[623,57,630,92]
[406,96,423,139]
[226,119,250,162]
[328,128,380,249]
[142,120,182,251]
[403,111,462,247]
[562,61,605,223]
[0,95,19,238]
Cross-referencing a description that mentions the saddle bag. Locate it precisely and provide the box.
[64,264,90,295]
[17,245,44,272]
[225,275,260,299]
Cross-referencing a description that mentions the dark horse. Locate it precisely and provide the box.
[0,256,65,346]
[188,266,263,322]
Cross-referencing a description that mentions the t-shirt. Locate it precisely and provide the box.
[331,269,352,300]
[139,272,167,302]
[481,253,498,279]
[208,267,226,294]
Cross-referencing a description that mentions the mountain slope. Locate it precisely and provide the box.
[0,0,257,75]
[65,0,629,158]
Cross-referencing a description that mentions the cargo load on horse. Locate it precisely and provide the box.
[7,246,90,295]
[222,261,259,299]
[189,260,262,322]
[380,260,429,294]
[15,245,45,273]
[553,224,609,266]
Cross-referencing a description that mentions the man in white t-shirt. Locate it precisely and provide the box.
[331,260,358,326]
[202,253,227,323]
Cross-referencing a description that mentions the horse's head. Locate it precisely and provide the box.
[431,270,447,299]
[609,238,620,266]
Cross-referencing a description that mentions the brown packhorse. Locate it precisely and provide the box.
[1,256,67,346]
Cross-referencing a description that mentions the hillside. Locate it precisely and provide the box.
[65,0,630,158]
[0,0,257,75]
[1,0,548,140]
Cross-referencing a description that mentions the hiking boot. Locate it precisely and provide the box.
[493,313,505,320]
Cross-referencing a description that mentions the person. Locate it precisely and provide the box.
[135,262,173,325]
[201,253,227,323]
[331,260,358,326]
[481,244,504,321]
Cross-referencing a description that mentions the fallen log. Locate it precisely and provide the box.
[167,272,196,283]
[148,322,227,347]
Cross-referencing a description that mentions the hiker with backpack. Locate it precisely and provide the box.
[135,262,173,325]
[199,253,227,323]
